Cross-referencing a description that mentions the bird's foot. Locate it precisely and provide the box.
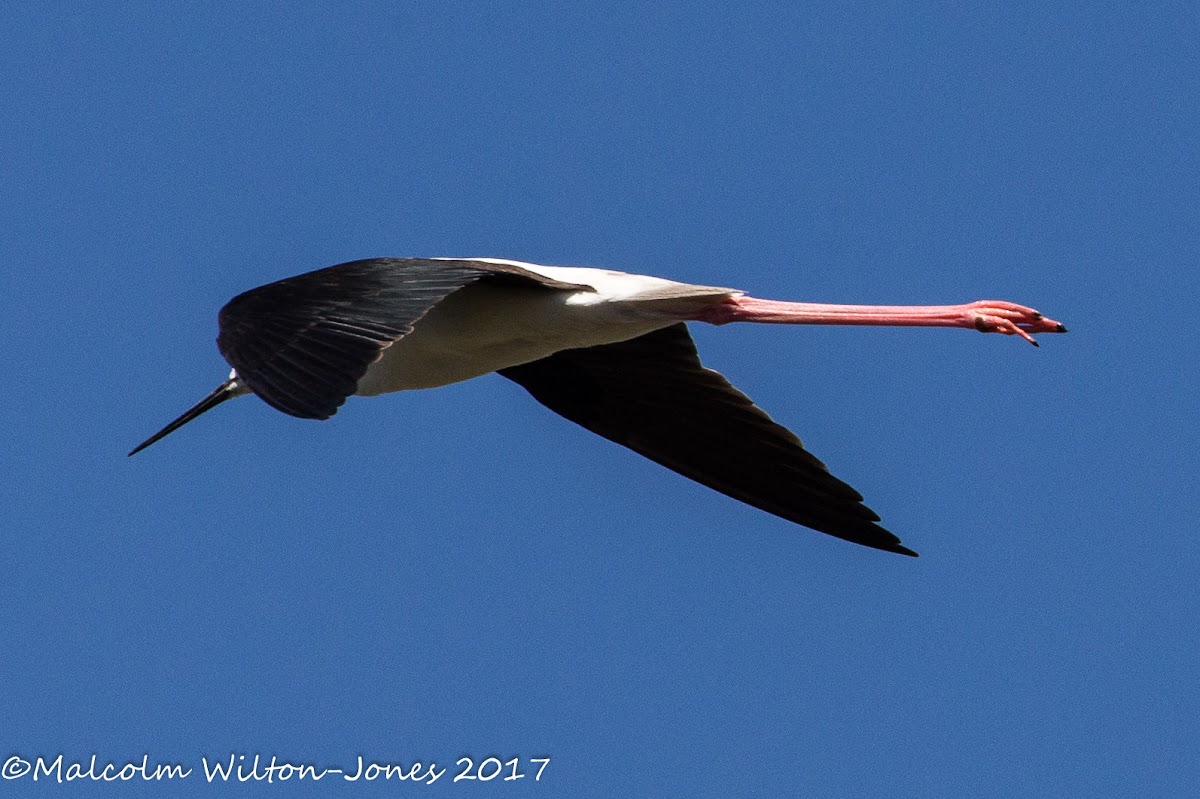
[962,301,1068,346]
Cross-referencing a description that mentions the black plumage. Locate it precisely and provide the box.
[500,324,914,556]
[216,258,587,418]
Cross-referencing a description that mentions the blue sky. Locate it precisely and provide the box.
[2,1,1196,796]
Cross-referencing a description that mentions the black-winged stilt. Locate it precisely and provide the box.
[130,257,1066,556]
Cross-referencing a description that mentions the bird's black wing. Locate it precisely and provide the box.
[499,323,916,556]
[218,258,589,419]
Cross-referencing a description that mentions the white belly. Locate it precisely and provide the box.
[355,278,730,394]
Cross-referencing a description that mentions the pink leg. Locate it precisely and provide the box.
[691,296,1067,346]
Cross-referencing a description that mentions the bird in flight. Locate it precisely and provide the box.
[130,257,1066,556]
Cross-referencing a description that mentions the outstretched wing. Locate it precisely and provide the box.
[499,323,916,556]
[217,258,589,419]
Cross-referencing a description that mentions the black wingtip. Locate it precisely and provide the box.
[1056,323,1068,333]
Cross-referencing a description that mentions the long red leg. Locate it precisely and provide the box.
[691,296,1067,346]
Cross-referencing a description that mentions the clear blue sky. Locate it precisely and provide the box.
[2,1,1196,796]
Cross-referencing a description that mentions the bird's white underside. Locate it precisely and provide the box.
[354,260,740,394]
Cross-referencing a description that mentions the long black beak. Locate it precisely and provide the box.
[128,377,244,456]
